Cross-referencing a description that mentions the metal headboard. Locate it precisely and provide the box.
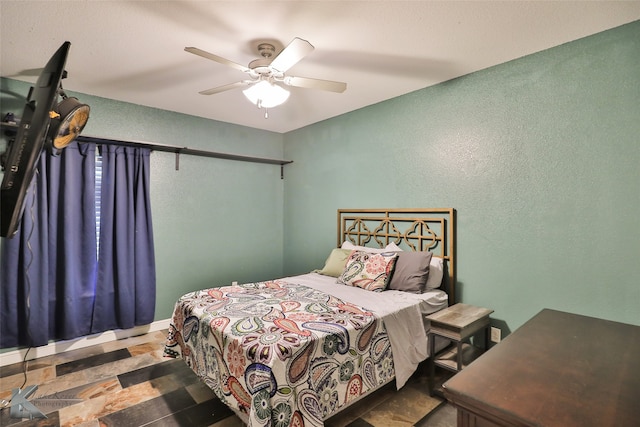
[337,208,456,304]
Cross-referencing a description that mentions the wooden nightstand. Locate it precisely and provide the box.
[427,303,494,395]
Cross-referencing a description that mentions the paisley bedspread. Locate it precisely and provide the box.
[164,280,394,427]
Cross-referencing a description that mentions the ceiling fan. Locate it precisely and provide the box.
[185,37,347,113]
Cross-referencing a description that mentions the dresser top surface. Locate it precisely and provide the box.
[443,309,640,427]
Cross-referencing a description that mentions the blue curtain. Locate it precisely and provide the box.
[91,145,156,332]
[0,143,156,349]
[1,143,97,348]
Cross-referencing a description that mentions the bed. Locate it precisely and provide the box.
[164,208,456,427]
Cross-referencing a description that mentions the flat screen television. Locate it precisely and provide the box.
[1,42,71,238]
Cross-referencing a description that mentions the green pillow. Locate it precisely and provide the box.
[313,248,352,277]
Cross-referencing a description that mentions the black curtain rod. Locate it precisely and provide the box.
[80,134,293,167]
[0,122,293,168]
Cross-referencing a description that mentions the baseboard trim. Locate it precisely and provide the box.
[0,319,171,367]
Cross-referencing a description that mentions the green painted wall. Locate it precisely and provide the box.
[282,21,640,333]
[2,21,638,341]
[0,78,286,321]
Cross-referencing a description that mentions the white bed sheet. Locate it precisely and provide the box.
[282,272,449,389]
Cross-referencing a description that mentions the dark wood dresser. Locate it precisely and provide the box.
[442,309,640,427]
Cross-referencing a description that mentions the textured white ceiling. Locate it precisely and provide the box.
[1,1,639,133]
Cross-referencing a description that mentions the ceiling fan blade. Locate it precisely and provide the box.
[185,47,249,73]
[199,80,253,95]
[269,38,314,73]
[284,76,347,93]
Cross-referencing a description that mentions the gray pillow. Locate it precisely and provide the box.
[387,251,433,293]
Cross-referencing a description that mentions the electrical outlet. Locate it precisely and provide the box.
[232,281,238,286]
[490,327,501,343]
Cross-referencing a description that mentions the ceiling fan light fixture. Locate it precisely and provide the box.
[243,80,290,109]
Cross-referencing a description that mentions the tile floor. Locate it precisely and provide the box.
[0,330,456,427]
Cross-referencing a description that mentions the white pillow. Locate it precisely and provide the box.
[425,256,444,289]
[386,242,402,251]
[341,241,398,253]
